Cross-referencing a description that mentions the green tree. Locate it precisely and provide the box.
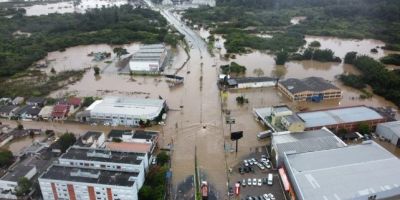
[344,52,358,64]
[274,50,288,65]
[113,47,129,59]
[253,68,264,77]
[58,133,77,153]
[15,177,32,197]
[0,150,13,168]
[357,123,370,135]
[271,65,287,83]
[82,97,95,107]
[112,138,122,143]
[17,123,24,130]
[93,66,100,76]
[50,67,56,74]
[157,151,170,166]
[309,41,321,48]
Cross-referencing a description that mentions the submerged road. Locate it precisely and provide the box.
[144,1,229,199]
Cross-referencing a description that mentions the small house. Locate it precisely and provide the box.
[26,97,47,107]
[11,97,24,105]
[15,105,41,120]
[51,104,70,120]
[0,105,19,118]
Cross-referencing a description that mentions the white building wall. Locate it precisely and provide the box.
[237,81,275,89]
[39,179,138,200]
[376,125,400,146]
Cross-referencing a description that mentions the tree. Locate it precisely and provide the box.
[157,151,170,166]
[0,150,13,168]
[15,177,32,197]
[253,68,264,77]
[275,50,288,65]
[82,97,95,107]
[58,133,77,153]
[344,51,357,64]
[17,123,24,130]
[50,67,56,74]
[309,41,321,48]
[112,138,122,143]
[93,66,100,76]
[271,65,287,83]
[357,123,370,135]
[113,47,129,59]
[236,96,248,105]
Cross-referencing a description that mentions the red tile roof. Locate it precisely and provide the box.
[67,97,82,106]
[51,104,70,118]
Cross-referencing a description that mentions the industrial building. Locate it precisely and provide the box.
[297,106,387,132]
[39,165,139,200]
[281,141,400,200]
[271,127,346,167]
[376,121,400,147]
[226,76,276,89]
[253,105,305,132]
[85,96,166,126]
[278,77,342,102]
[129,44,168,72]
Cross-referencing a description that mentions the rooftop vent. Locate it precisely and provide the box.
[87,150,112,159]
[70,169,100,179]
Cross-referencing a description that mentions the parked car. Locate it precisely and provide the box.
[257,130,273,140]
[253,178,257,185]
[267,173,273,185]
[248,178,252,186]
[242,179,246,187]
[239,167,244,174]
[258,179,262,186]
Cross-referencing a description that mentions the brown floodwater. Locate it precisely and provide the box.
[22,0,130,16]
[304,35,400,59]
[5,135,47,155]
[6,7,400,199]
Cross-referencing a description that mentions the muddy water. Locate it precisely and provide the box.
[22,0,129,16]
[6,135,46,155]
[37,43,140,74]
[304,36,400,59]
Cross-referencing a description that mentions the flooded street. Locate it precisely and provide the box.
[1,2,400,199]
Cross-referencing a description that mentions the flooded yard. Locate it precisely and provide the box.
[5,135,47,155]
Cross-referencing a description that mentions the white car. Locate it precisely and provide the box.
[263,194,271,200]
[244,160,249,167]
[258,179,262,186]
[242,179,246,187]
[253,178,257,186]
[248,178,252,186]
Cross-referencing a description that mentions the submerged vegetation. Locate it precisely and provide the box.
[340,52,400,106]
[0,5,181,77]
[183,0,400,54]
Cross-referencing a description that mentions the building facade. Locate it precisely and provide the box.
[39,165,139,200]
[376,121,400,147]
[129,44,168,72]
[278,77,342,102]
[86,96,166,126]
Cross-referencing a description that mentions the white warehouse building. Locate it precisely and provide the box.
[129,44,168,72]
[86,96,166,126]
[376,121,400,147]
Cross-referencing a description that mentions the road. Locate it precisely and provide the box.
[145,2,230,199]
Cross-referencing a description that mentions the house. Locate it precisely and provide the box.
[297,105,387,132]
[280,114,305,132]
[74,131,105,148]
[85,96,166,126]
[67,97,82,111]
[0,98,11,105]
[11,97,24,105]
[0,105,19,118]
[38,106,54,120]
[226,76,276,89]
[107,129,159,155]
[14,105,41,120]
[26,97,46,107]
[51,104,70,120]
[376,121,400,147]
[271,127,346,167]
[129,44,168,72]
[281,141,400,200]
[278,77,342,102]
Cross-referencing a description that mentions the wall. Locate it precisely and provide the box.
[376,125,399,146]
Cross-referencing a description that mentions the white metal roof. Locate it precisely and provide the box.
[297,106,383,128]
[89,97,165,120]
[377,121,400,138]
[285,141,400,200]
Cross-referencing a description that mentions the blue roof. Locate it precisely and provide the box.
[297,106,383,128]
